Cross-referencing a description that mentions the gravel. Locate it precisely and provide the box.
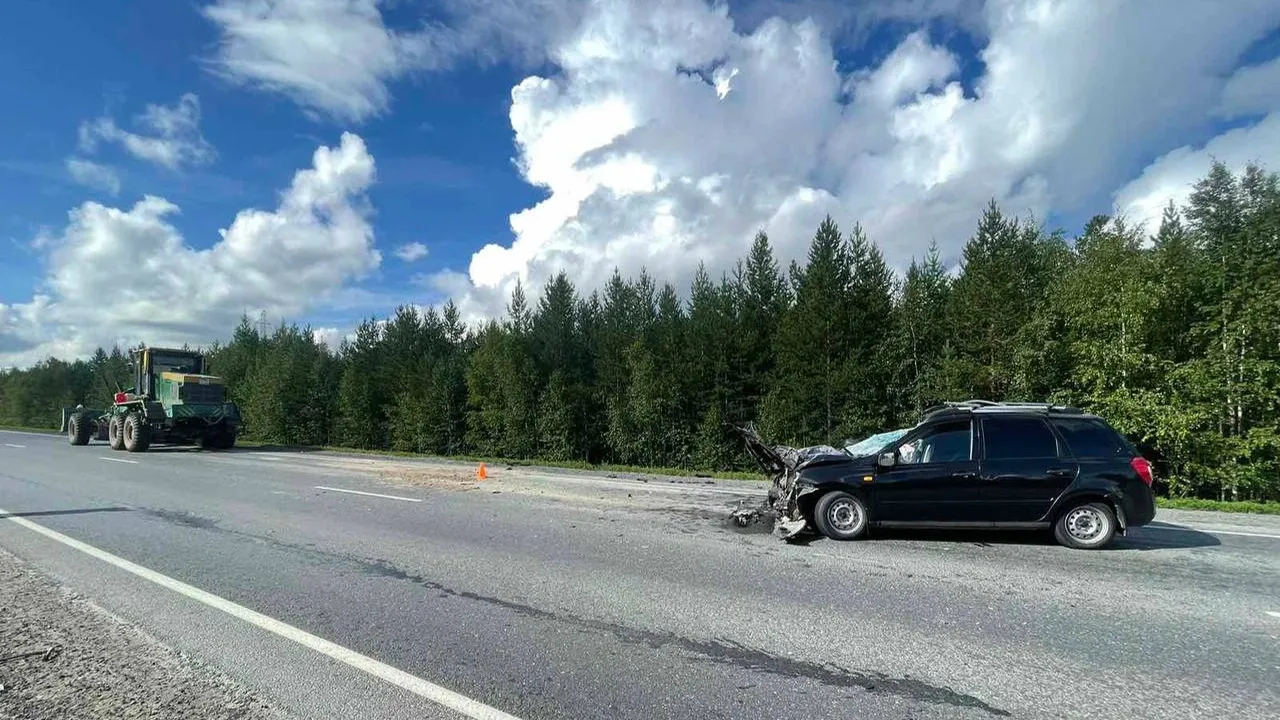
[0,547,292,720]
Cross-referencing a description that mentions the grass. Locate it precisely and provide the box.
[0,425,59,435]
[1156,497,1280,515]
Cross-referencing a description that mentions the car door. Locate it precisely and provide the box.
[977,415,1079,523]
[871,418,987,524]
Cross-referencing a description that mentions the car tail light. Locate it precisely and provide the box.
[1131,457,1154,486]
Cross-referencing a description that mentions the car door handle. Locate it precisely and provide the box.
[951,471,977,480]
[1047,467,1075,478]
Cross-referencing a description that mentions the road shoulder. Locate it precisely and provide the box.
[0,545,291,720]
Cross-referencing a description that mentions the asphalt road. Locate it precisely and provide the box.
[1,428,1278,720]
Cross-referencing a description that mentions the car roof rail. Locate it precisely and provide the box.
[976,402,1086,414]
[920,399,999,416]
[920,399,1086,420]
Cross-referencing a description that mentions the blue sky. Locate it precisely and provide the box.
[0,0,546,317]
[2,0,1279,367]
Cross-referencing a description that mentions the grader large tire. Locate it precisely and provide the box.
[108,415,126,451]
[67,412,91,446]
[122,413,152,453]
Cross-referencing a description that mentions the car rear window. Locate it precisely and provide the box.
[1048,417,1134,458]
[982,416,1061,459]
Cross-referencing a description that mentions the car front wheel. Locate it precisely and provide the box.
[1054,501,1117,549]
[813,491,869,541]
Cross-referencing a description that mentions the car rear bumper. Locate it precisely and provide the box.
[1121,485,1158,527]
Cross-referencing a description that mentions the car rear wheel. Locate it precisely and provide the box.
[1054,501,1116,549]
[813,491,868,541]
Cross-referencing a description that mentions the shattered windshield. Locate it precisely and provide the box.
[844,428,909,458]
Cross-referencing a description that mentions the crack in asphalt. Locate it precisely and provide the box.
[360,557,1009,716]
[139,505,1009,717]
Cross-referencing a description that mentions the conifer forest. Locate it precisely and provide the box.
[3,162,1278,503]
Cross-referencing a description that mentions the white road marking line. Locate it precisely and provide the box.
[1146,526,1280,540]
[99,457,140,464]
[314,486,423,503]
[1206,529,1280,540]
[0,505,523,720]
[4,443,25,448]
[1266,611,1280,619]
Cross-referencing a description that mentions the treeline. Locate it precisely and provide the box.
[2,162,1277,501]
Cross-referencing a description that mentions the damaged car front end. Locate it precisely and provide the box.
[731,424,906,541]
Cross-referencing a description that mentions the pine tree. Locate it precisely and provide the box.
[762,215,854,445]
[842,223,898,438]
[500,282,540,459]
[532,272,589,459]
[734,231,789,427]
[894,242,951,417]
[1149,202,1206,364]
[939,202,1058,401]
[692,397,733,471]
[334,318,387,449]
[464,321,509,456]
[536,369,577,461]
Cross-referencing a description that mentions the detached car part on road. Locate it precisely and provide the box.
[734,400,1157,549]
[61,346,243,453]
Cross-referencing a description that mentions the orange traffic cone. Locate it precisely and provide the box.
[477,463,488,480]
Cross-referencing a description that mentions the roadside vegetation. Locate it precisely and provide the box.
[3,162,1278,507]
[1155,498,1280,515]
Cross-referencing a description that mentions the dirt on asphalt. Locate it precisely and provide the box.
[0,547,292,720]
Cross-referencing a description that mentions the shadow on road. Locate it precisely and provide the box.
[1119,523,1222,550]
[0,506,133,519]
[780,524,1222,551]
[864,528,1057,547]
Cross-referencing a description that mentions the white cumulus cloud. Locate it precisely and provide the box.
[395,241,429,262]
[1215,56,1280,120]
[65,158,121,195]
[79,93,216,171]
[1115,45,1280,231]
[1113,113,1280,233]
[421,0,1280,324]
[0,133,381,368]
[200,0,580,123]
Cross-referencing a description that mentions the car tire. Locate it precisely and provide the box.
[812,491,869,541]
[1053,501,1117,549]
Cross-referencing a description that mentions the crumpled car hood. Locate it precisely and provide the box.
[731,423,852,540]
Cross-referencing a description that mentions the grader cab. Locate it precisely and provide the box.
[62,346,242,452]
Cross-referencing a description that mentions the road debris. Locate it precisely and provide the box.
[0,645,62,664]
[730,501,764,527]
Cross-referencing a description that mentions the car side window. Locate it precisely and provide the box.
[896,420,972,465]
[982,416,1061,460]
[1048,417,1130,458]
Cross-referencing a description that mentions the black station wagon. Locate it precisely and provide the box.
[738,401,1158,549]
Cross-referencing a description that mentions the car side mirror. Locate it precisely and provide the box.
[877,451,896,468]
